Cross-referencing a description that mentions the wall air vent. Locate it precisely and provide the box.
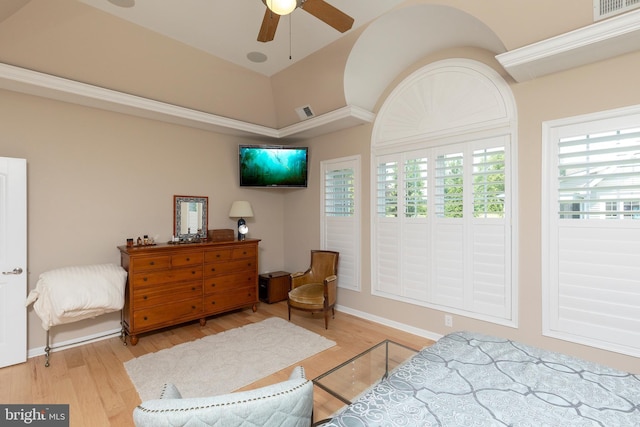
[295,105,315,121]
[594,0,640,21]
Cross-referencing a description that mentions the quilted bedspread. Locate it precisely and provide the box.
[324,331,640,427]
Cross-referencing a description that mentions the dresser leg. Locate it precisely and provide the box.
[130,335,139,346]
[199,318,206,326]
[252,303,257,312]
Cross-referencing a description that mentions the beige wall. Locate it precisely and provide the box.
[1,89,287,351]
[281,49,640,373]
[0,0,277,127]
[1,0,638,372]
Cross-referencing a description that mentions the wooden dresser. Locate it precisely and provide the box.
[118,239,259,345]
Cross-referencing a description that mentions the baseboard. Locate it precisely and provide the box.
[26,308,440,359]
[27,328,123,359]
[335,304,443,343]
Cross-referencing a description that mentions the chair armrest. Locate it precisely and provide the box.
[288,365,306,380]
[324,275,337,284]
[291,271,312,289]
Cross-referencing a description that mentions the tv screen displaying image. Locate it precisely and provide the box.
[239,145,308,187]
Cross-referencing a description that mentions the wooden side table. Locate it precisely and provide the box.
[259,271,290,303]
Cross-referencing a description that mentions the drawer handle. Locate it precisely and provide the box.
[186,257,190,261]
[216,254,221,258]
[149,261,155,266]
[192,305,196,310]
[143,277,148,282]
[211,301,215,305]
[210,283,216,288]
[144,316,148,320]
[143,296,148,300]
[243,251,247,255]
[191,271,196,275]
[210,268,216,272]
[192,287,196,291]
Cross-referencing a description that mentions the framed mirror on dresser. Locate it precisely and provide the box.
[173,195,208,241]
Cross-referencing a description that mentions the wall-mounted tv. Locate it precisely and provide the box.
[239,145,309,188]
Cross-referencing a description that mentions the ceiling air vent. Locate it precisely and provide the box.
[295,105,315,121]
[594,0,640,21]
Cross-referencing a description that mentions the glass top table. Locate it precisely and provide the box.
[313,340,419,406]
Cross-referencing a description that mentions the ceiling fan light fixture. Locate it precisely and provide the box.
[266,0,297,16]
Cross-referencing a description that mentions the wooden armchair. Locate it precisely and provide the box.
[288,250,339,329]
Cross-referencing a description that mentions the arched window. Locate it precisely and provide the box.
[371,59,518,325]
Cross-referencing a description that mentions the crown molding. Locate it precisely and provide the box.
[0,62,374,140]
[496,9,640,82]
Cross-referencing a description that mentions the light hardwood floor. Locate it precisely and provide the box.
[0,302,434,426]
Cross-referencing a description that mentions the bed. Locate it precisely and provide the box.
[322,331,640,426]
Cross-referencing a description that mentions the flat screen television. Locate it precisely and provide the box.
[239,145,308,188]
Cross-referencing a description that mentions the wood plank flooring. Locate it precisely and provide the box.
[0,302,434,426]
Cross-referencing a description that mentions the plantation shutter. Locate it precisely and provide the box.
[373,154,401,295]
[373,139,510,319]
[402,152,429,302]
[470,143,510,318]
[321,156,361,291]
[544,117,640,356]
[432,147,465,309]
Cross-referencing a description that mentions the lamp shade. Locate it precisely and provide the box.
[229,201,254,218]
[266,0,297,15]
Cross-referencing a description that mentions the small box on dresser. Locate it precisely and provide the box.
[118,239,260,345]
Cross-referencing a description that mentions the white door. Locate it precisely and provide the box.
[0,157,27,367]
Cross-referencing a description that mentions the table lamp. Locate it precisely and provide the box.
[229,201,254,240]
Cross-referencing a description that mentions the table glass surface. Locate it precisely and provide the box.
[312,340,418,405]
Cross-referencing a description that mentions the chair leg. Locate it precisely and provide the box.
[288,303,291,321]
[324,310,329,329]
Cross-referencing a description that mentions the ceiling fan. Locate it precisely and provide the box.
[258,0,354,42]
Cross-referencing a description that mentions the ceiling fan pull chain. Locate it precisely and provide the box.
[289,14,292,60]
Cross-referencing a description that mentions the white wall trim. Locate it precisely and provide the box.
[496,9,640,82]
[335,304,443,343]
[0,62,374,140]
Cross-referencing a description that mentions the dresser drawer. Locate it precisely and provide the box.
[133,280,202,307]
[172,252,203,267]
[131,266,202,286]
[204,245,256,263]
[132,256,171,271]
[203,287,256,313]
[204,249,233,262]
[204,259,256,277]
[203,272,255,295]
[133,298,202,330]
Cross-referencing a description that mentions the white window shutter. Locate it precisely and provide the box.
[321,156,361,291]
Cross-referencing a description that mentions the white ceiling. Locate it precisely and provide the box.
[79,0,405,76]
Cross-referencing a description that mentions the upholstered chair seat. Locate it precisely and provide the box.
[288,250,339,329]
[289,283,325,306]
[132,366,313,427]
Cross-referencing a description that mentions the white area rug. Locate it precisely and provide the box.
[124,317,335,400]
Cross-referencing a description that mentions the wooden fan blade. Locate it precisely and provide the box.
[302,0,354,33]
[257,7,280,42]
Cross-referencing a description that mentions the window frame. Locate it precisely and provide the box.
[542,104,640,357]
